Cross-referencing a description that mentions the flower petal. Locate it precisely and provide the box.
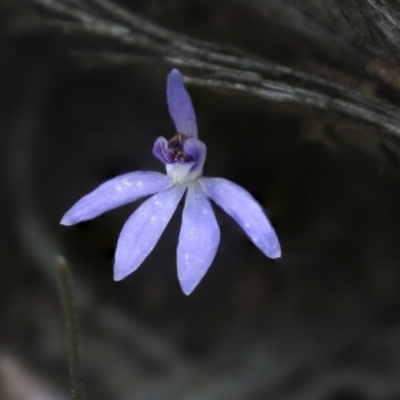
[184,138,206,177]
[167,69,198,138]
[177,182,220,295]
[61,171,173,225]
[152,136,175,164]
[200,177,281,259]
[114,184,186,281]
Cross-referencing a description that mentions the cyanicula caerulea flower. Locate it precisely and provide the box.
[61,69,281,295]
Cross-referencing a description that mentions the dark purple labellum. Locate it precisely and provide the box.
[152,134,195,165]
[167,133,193,163]
[168,133,194,163]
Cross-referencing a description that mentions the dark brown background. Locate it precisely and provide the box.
[1,1,400,399]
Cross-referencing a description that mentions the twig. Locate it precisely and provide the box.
[24,0,400,150]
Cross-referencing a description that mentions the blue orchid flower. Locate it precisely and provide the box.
[61,69,281,295]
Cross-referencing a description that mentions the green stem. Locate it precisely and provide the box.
[56,255,85,400]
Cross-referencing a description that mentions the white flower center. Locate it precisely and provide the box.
[166,163,201,184]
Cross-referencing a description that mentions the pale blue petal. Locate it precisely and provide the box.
[183,138,206,177]
[152,136,174,164]
[177,182,220,295]
[200,177,281,259]
[61,171,173,225]
[167,69,198,138]
[114,184,186,281]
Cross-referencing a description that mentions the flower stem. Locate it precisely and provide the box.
[56,255,85,400]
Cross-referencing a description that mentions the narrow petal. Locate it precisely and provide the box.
[200,177,281,259]
[167,69,198,138]
[177,182,220,295]
[61,171,173,225]
[152,136,175,164]
[184,138,206,177]
[114,184,186,281]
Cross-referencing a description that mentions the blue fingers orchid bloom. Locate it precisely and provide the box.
[61,69,281,295]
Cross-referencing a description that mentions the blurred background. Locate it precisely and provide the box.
[2,0,400,399]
